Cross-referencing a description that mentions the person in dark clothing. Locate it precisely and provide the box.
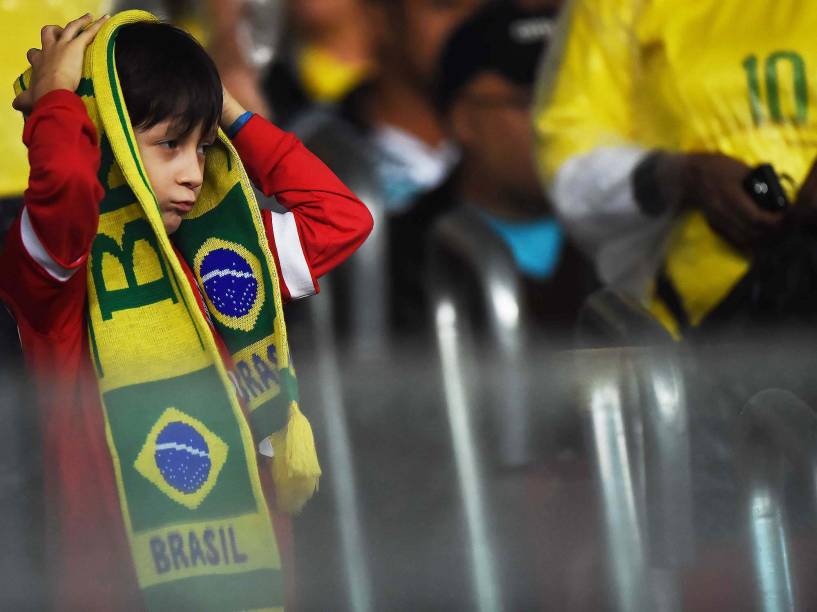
[432,0,596,333]
[262,0,373,125]
[287,0,483,343]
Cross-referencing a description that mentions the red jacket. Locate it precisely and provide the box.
[0,89,372,610]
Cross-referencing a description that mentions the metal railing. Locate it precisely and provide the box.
[576,289,693,612]
[738,388,817,612]
[293,110,390,357]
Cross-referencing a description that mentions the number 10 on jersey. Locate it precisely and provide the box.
[743,51,808,126]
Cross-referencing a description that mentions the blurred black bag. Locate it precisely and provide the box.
[697,223,817,336]
[691,163,817,337]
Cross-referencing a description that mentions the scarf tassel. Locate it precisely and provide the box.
[269,402,321,514]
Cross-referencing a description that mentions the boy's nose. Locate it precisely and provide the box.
[178,151,204,191]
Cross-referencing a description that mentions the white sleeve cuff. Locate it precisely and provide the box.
[20,206,80,282]
[549,146,675,299]
[258,436,274,457]
[550,145,649,226]
[270,210,316,300]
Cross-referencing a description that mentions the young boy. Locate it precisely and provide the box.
[2,13,372,611]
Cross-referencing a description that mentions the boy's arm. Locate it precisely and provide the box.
[231,114,373,301]
[0,90,104,334]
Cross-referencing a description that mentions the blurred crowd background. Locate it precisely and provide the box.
[2,0,817,610]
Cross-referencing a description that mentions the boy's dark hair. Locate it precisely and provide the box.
[114,22,222,139]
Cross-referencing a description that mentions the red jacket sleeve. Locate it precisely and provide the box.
[231,115,373,301]
[0,89,104,335]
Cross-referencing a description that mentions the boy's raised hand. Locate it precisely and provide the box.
[12,13,109,116]
[220,86,247,132]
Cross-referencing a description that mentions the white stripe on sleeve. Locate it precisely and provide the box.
[20,206,79,282]
[270,210,316,300]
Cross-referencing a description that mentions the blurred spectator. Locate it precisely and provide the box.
[534,0,817,337]
[263,0,372,123]
[116,0,280,118]
[0,1,111,242]
[290,0,482,340]
[206,0,279,118]
[430,8,601,606]
[290,0,371,102]
[346,0,481,213]
[433,0,596,331]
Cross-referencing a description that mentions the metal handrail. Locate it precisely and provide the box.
[429,207,533,466]
[738,388,817,612]
[576,289,693,611]
[577,347,652,612]
[431,285,503,612]
[577,287,674,348]
[294,111,389,357]
[304,279,373,612]
[424,206,538,611]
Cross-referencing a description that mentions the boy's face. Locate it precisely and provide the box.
[133,119,215,234]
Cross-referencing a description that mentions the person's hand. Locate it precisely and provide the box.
[219,86,248,132]
[12,13,109,117]
[667,152,784,249]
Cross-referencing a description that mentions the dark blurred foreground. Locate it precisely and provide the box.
[2,295,817,610]
[283,291,817,612]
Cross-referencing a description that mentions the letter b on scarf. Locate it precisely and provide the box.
[91,218,178,320]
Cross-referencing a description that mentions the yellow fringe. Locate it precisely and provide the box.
[269,402,321,514]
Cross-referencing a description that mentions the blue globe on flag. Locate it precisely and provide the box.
[154,421,212,494]
[199,248,258,318]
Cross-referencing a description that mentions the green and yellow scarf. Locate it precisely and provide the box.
[16,10,319,610]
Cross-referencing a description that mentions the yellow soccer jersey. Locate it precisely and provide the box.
[534,0,817,328]
[0,0,110,198]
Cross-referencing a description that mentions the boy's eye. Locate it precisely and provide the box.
[160,140,178,150]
